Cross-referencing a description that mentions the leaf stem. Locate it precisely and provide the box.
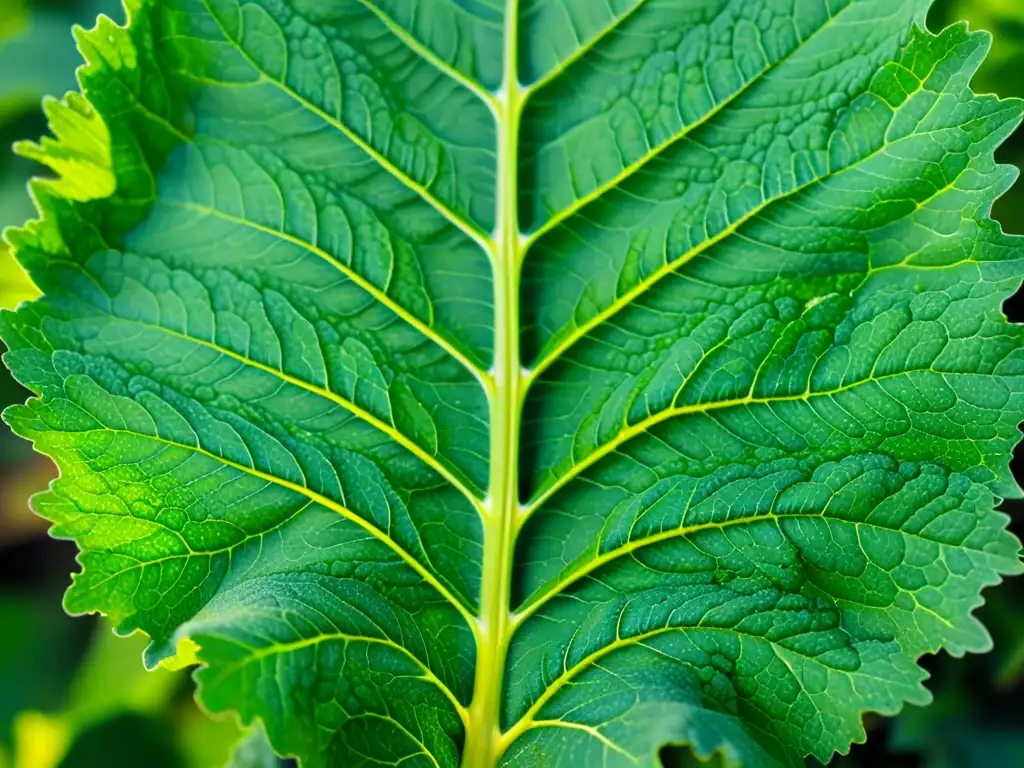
[462,2,523,764]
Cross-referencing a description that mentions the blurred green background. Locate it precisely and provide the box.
[0,1,1022,767]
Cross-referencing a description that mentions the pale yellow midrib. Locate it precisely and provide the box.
[460,0,523,764]
[180,2,960,761]
[193,3,514,757]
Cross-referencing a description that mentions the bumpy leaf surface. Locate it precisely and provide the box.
[3,1,1024,766]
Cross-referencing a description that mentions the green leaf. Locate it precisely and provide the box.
[2,1,1023,767]
[932,0,1024,232]
[0,0,127,311]
[224,725,286,768]
[933,0,1024,91]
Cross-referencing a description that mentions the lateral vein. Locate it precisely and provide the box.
[125,316,487,511]
[521,0,651,93]
[501,619,910,748]
[524,720,634,758]
[171,200,492,390]
[207,630,468,727]
[82,426,479,630]
[355,0,499,107]
[199,0,494,255]
[519,3,844,246]
[515,473,1009,626]
[526,179,809,379]
[523,367,942,515]
[524,43,963,377]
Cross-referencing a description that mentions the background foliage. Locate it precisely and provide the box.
[0,0,1021,766]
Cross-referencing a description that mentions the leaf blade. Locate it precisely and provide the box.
[2,1,1023,767]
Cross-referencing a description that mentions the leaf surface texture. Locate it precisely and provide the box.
[3,1,1024,766]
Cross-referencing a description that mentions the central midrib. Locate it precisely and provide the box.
[461,0,524,765]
